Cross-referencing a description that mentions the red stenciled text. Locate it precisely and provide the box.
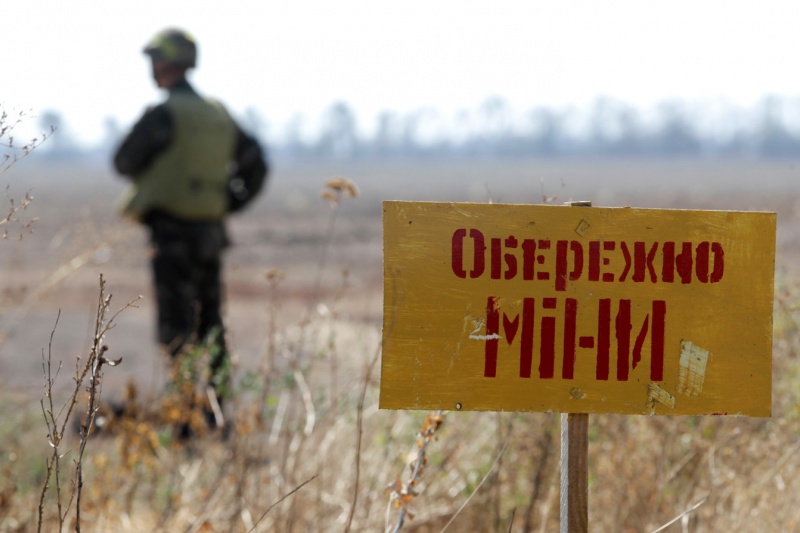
[451,228,724,290]
[480,296,666,382]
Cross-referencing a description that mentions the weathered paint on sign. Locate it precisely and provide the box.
[381,201,776,416]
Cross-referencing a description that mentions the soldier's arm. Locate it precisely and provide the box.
[227,127,269,213]
[113,105,173,177]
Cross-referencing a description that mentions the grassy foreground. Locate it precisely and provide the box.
[1,166,799,532]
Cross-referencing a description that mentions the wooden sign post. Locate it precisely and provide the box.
[561,412,588,532]
[381,201,776,529]
[561,201,591,533]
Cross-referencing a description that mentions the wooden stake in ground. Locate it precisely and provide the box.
[560,412,588,533]
[559,201,591,533]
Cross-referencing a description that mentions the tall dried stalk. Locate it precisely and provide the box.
[440,428,512,532]
[247,474,318,533]
[37,274,139,532]
[258,268,285,422]
[384,411,446,533]
[344,343,381,532]
[37,311,64,531]
[312,177,359,315]
[523,418,556,532]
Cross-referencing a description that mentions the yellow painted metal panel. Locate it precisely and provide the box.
[381,201,776,416]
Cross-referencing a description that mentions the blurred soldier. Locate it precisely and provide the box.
[113,28,268,428]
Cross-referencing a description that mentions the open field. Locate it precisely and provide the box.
[1,157,799,531]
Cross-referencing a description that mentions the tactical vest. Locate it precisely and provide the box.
[121,92,237,221]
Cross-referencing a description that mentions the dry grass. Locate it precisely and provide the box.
[1,159,799,532]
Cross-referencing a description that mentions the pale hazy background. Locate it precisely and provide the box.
[4,0,800,155]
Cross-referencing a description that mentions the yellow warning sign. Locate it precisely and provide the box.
[381,202,775,416]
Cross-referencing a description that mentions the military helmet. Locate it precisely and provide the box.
[143,28,197,69]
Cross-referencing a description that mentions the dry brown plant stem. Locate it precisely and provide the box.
[650,495,709,533]
[523,420,556,532]
[247,474,318,532]
[0,107,52,174]
[1,186,36,240]
[310,195,340,313]
[344,344,381,532]
[440,428,512,533]
[254,177,360,529]
[258,269,284,422]
[385,411,446,533]
[325,270,349,412]
[507,507,517,533]
[36,274,139,532]
[311,178,358,312]
[492,413,506,529]
[38,311,65,531]
[258,179,359,525]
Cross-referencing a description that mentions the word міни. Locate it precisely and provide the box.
[480,296,666,382]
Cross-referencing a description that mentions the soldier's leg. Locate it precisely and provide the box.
[152,249,197,355]
[196,255,229,400]
[150,217,198,357]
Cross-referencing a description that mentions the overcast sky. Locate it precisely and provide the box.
[4,1,800,145]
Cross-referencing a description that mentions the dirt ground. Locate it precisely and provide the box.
[1,156,798,401]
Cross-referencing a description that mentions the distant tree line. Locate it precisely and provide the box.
[36,94,800,161]
[273,95,800,160]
